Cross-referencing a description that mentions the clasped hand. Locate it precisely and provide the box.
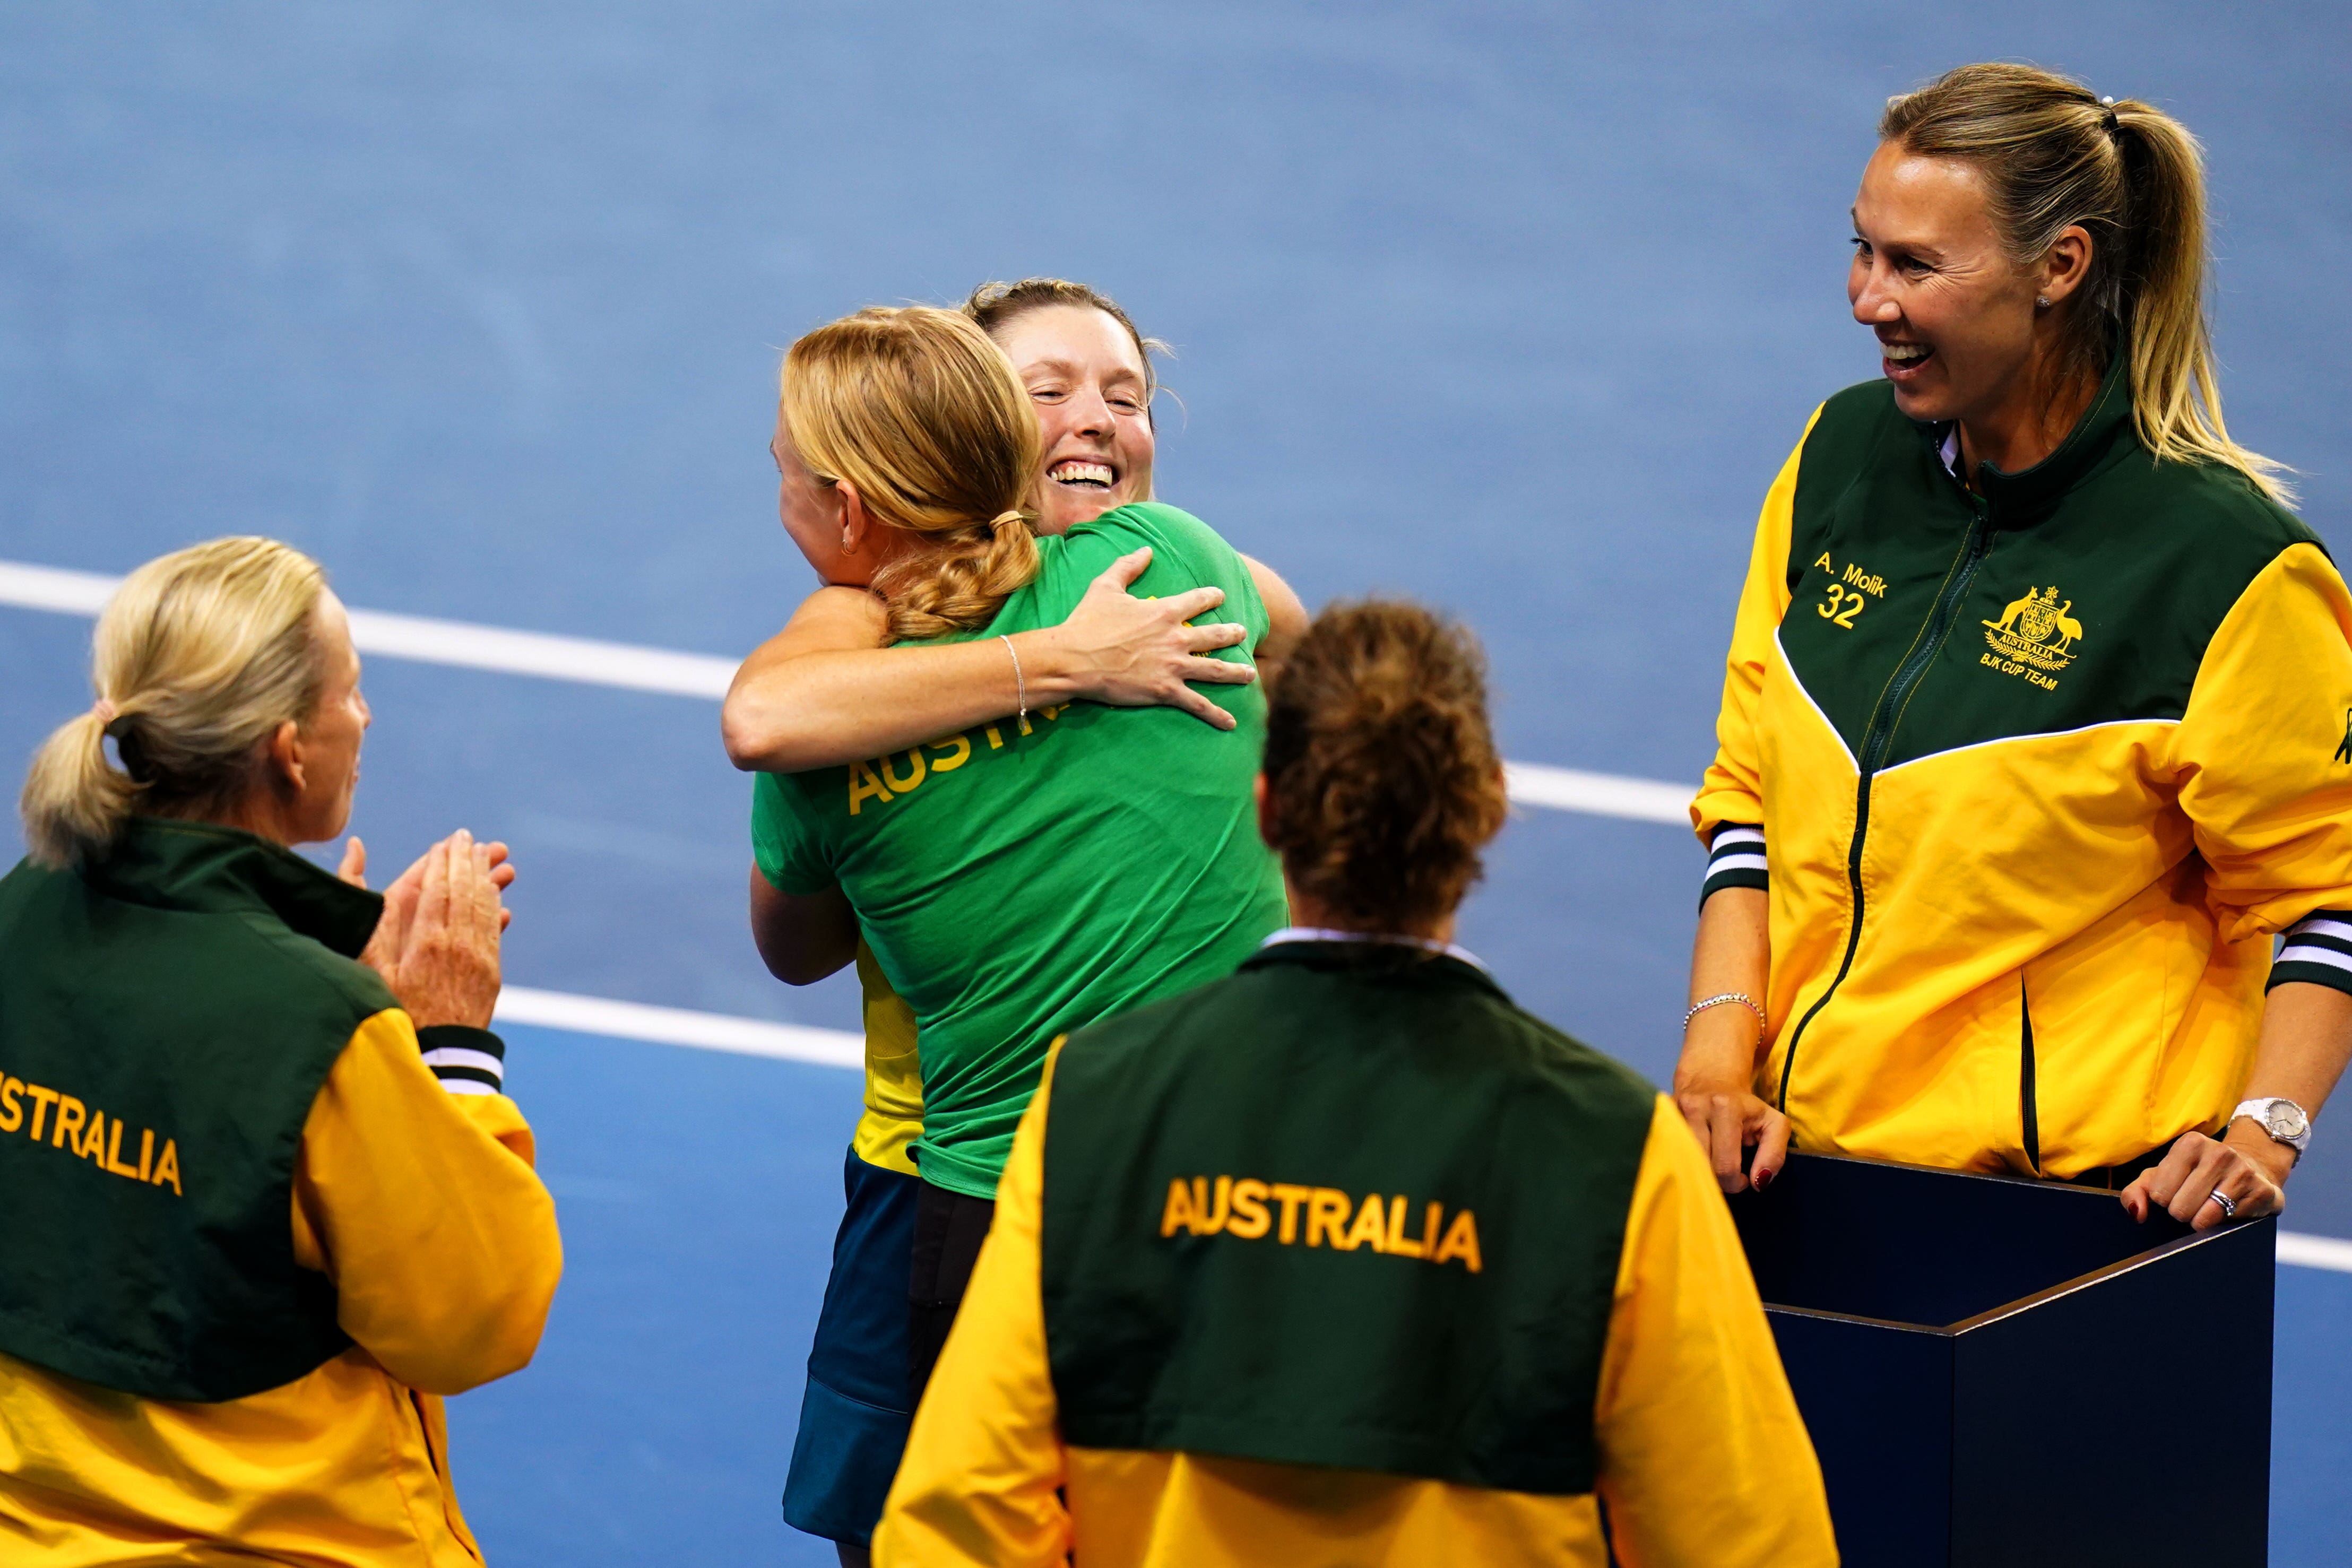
[339,830,513,1031]
[1048,545,1255,730]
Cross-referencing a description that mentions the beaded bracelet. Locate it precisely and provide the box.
[1684,992,1764,1041]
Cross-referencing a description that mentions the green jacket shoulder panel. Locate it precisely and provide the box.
[1776,374,2322,766]
[0,841,370,1400]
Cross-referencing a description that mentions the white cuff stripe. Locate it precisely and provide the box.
[2286,916,2352,943]
[437,1077,500,1096]
[2278,942,2352,975]
[1707,851,1769,876]
[421,1046,505,1079]
[1711,826,1765,849]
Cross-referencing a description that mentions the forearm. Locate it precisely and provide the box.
[722,631,1078,773]
[2232,981,2352,1181]
[1675,888,1770,1090]
[749,871,859,986]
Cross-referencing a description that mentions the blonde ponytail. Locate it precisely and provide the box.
[1882,63,2291,504]
[781,306,1044,644]
[20,537,327,868]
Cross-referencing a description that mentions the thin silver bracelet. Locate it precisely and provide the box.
[999,634,1027,723]
[1684,992,1764,1039]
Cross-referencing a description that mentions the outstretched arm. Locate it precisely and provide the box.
[721,547,1257,774]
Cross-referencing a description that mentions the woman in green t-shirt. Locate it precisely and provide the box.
[749,304,1290,1425]
[749,283,1307,1566]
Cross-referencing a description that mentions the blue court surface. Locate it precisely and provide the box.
[3,4,2347,1562]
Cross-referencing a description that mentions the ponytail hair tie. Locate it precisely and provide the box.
[987,508,1026,534]
[2099,96,2120,133]
[91,698,119,730]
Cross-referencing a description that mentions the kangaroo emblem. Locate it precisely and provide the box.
[1982,585,2082,679]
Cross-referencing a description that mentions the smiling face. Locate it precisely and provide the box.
[989,304,1155,535]
[1848,142,2048,428]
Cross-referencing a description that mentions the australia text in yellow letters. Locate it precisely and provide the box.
[847,705,1074,816]
[1158,1174,1481,1272]
[0,1071,181,1195]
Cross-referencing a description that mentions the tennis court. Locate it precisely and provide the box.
[2,4,2346,1561]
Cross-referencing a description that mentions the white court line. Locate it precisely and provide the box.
[496,986,862,1069]
[0,557,1693,820]
[2279,1230,2352,1275]
[490,981,2352,1278]
[1504,762,1690,824]
[28,554,2350,1268]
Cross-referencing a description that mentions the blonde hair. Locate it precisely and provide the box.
[1882,63,2289,503]
[20,537,328,868]
[782,306,1044,643]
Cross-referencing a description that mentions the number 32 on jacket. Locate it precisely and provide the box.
[1813,554,1887,629]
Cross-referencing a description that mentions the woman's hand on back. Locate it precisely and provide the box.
[344,831,511,1030]
[1041,546,1255,730]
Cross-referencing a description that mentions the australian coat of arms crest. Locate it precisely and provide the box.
[1982,586,2082,671]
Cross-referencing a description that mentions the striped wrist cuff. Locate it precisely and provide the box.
[2271,911,2352,998]
[417,1025,507,1096]
[1701,824,1769,905]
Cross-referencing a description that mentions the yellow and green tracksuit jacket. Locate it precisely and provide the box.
[874,942,1834,1568]
[0,819,561,1566]
[1694,357,2352,1179]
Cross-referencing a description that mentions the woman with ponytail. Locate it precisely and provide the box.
[0,538,559,1564]
[747,304,1289,1560]
[872,602,1835,1567]
[1679,64,2352,1238]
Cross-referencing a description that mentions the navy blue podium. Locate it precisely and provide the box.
[1730,1152,2274,1568]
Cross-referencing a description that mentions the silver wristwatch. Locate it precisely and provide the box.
[2230,1097,2311,1165]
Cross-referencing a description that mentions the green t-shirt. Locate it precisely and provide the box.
[753,503,1291,1198]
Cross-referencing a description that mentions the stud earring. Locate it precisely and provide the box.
[2035,295,2051,309]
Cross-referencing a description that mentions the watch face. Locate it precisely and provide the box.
[2267,1103,2310,1141]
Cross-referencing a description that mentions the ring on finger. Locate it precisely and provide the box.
[2206,1189,2238,1219]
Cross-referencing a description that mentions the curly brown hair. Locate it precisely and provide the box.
[1260,601,1508,931]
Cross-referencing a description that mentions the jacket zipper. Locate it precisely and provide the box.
[1776,499,1996,1112]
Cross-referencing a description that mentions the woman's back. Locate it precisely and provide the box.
[754,501,1287,1197]
[1043,937,1657,1492]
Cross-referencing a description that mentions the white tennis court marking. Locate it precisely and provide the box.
[0,558,1693,821]
[19,556,2352,1269]
[494,987,2352,1278]
[483,994,2352,1273]
[2278,1230,2352,1275]
[496,986,862,1069]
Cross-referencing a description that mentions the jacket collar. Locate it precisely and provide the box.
[81,817,384,960]
[1921,344,2137,524]
[1242,937,1511,1004]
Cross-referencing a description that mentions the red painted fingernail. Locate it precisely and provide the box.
[1754,1168,1773,1191]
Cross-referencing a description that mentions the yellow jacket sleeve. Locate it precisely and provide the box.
[1594,1096,1837,1568]
[288,1009,563,1396]
[1692,407,1822,843]
[874,1050,1068,1567]
[2174,542,2352,944]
